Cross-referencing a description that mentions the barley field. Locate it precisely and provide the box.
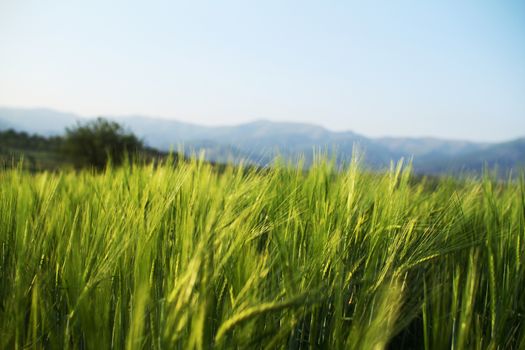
[0,156,524,349]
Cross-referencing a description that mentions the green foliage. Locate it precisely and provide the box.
[63,118,143,169]
[0,129,62,151]
[0,156,524,349]
[1,126,167,172]
[0,129,68,171]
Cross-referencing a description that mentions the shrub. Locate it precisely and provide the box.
[62,117,143,169]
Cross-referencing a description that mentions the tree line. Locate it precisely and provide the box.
[1,118,161,170]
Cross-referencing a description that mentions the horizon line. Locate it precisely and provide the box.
[1,104,521,144]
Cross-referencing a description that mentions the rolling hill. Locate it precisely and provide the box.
[1,106,523,175]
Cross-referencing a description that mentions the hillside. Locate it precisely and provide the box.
[415,138,525,175]
[1,107,524,175]
[0,129,67,170]
[376,136,490,157]
[0,127,169,171]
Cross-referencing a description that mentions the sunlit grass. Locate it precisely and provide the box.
[0,156,523,349]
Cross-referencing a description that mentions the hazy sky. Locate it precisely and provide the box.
[1,0,524,141]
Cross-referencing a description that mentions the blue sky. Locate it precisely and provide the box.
[0,0,524,141]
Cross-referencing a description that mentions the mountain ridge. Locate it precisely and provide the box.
[1,106,523,174]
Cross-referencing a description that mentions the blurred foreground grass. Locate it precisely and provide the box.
[0,156,524,349]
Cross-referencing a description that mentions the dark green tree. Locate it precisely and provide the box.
[62,118,143,169]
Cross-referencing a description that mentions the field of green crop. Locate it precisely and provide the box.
[0,156,524,349]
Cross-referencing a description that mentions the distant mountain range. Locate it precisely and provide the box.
[1,107,524,175]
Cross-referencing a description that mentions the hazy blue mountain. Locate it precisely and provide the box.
[376,137,490,157]
[0,118,12,130]
[415,138,525,176]
[0,107,82,135]
[115,118,398,167]
[1,107,524,174]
